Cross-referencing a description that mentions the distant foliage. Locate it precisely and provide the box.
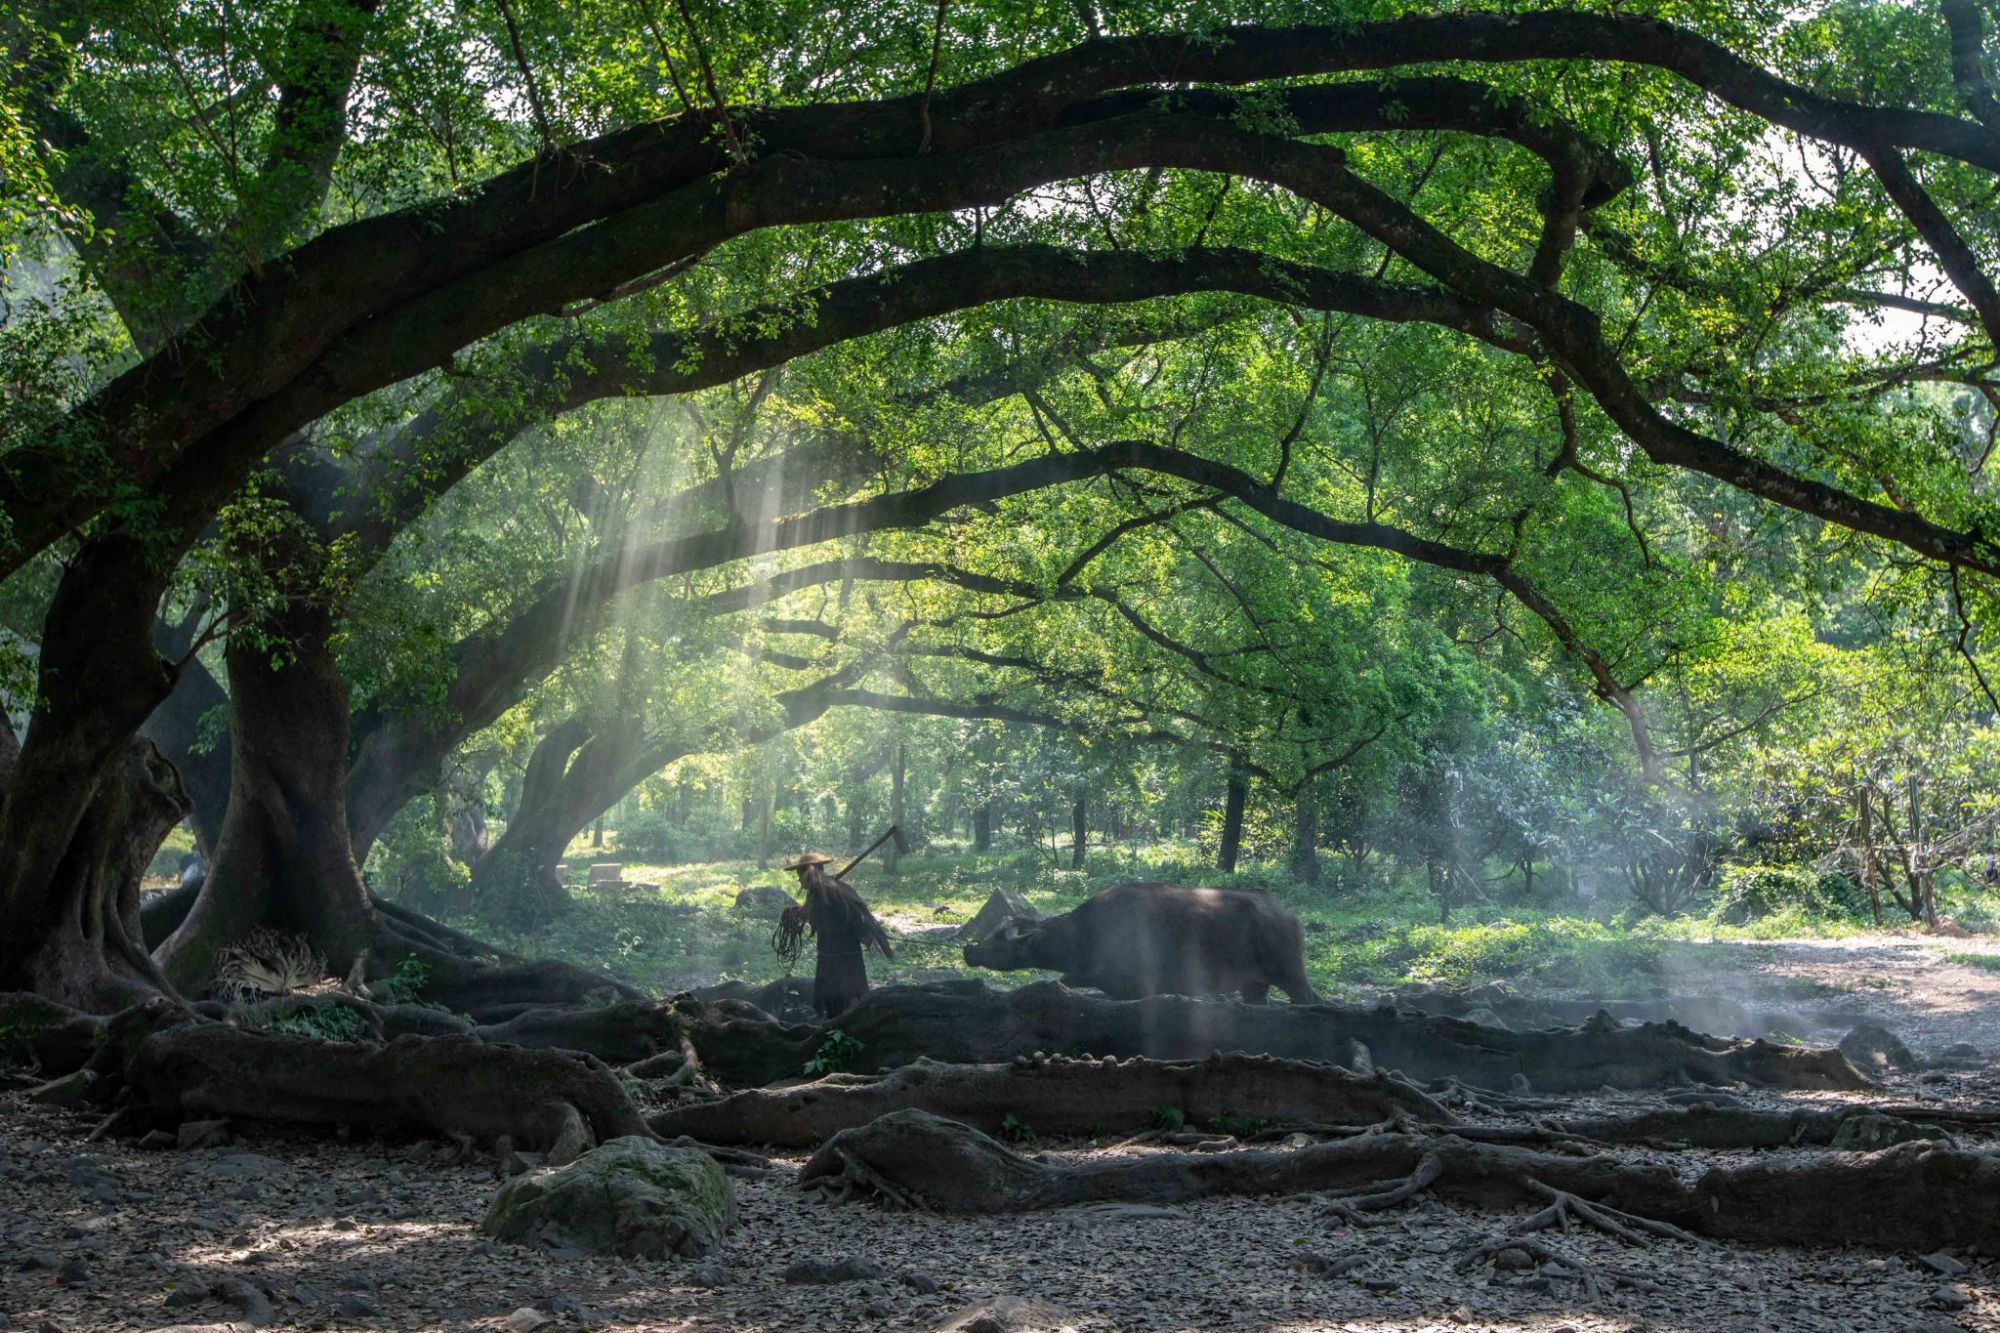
[1709,865,1868,926]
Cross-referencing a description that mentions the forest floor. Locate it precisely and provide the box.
[4,1065,1997,1333]
[41,850,2000,1331]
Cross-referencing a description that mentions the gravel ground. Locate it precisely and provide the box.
[3,1086,1996,1333]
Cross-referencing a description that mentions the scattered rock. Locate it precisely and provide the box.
[1932,1042,1984,1067]
[901,1271,940,1294]
[1830,1112,1945,1151]
[1071,1203,1178,1223]
[1460,1006,1510,1031]
[959,888,1040,943]
[176,1120,233,1151]
[1840,1022,1916,1073]
[503,1309,551,1332]
[733,885,797,918]
[1922,1251,1970,1277]
[1932,1284,1972,1310]
[780,1257,890,1284]
[27,1071,97,1107]
[930,1296,1078,1333]
[1491,1246,1536,1271]
[1348,1040,1373,1074]
[137,1130,177,1151]
[333,1295,380,1318]
[482,1136,735,1259]
[1294,1252,1367,1277]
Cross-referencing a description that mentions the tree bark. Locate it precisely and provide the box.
[1070,791,1087,870]
[1290,780,1319,886]
[141,617,231,857]
[888,743,907,873]
[802,1111,2000,1253]
[465,717,593,926]
[974,801,994,853]
[127,1026,652,1154]
[1218,761,1248,873]
[680,980,1870,1092]
[157,600,378,992]
[0,536,186,1011]
[650,1051,1452,1146]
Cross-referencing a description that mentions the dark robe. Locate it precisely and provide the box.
[797,864,893,1019]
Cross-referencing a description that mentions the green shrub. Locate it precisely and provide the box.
[1709,864,1868,925]
[803,1029,863,1076]
[373,956,434,1006]
[617,808,683,861]
[260,1000,372,1044]
[371,801,470,914]
[998,1113,1036,1144]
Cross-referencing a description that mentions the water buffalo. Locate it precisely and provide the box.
[962,881,1318,1004]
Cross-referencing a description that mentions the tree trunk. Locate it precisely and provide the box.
[889,742,907,874]
[974,800,994,853]
[468,719,666,926]
[1290,781,1319,886]
[141,617,231,857]
[1218,761,1248,874]
[755,788,774,869]
[157,601,379,991]
[444,751,495,864]
[1859,787,1882,926]
[1070,791,1087,870]
[0,535,186,1010]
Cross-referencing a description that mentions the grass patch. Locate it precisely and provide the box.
[1947,952,2000,971]
[399,841,1999,1001]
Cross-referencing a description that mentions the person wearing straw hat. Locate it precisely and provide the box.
[778,851,894,1019]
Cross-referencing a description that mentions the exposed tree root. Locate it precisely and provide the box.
[369,896,521,965]
[470,1000,684,1064]
[648,1051,1455,1147]
[123,1025,653,1156]
[1514,1178,1704,1245]
[684,980,1868,1091]
[1447,1101,1959,1152]
[1391,983,1823,1044]
[690,976,816,1021]
[0,992,190,1075]
[799,1110,2000,1251]
[402,955,645,1022]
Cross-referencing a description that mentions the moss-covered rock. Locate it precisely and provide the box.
[481,1135,734,1258]
[1830,1111,1948,1152]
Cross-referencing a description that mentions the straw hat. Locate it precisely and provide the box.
[782,852,836,871]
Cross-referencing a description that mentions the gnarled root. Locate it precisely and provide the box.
[684,980,1868,1092]
[650,1051,1453,1148]
[801,1110,2000,1251]
[472,1000,684,1065]
[409,955,645,1022]
[125,1025,652,1154]
[0,992,191,1076]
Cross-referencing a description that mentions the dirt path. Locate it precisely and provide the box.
[1,1094,1991,1333]
[1718,934,2000,1054]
